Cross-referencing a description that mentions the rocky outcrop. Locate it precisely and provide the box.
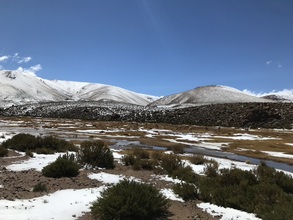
[1,101,293,129]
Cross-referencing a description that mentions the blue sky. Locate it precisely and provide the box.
[0,0,292,96]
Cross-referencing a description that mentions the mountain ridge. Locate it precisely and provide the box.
[0,70,157,107]
[0,70,292,108]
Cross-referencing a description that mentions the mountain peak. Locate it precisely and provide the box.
[0,70,158,107]
[149,85,274,107]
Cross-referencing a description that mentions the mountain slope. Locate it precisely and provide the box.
[0,70,157,107]
[149,85,273,107]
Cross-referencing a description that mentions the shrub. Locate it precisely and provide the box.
[122,154,136,166]
[151,151,163,161]
[131,147,150,159]
[170,145,185,154]
[0,146,8,157]
[25,150,34,157]
[190,154,205,165]
[77,140,114,169]
[33,182,48,192]
[1,133,77,153]
[204,161,219,177]
[198,165,293,220]
[42,156,79,178]
[171,165,198,183]
[173,183,199,201]
[2,133,37,152]
[160,153,183,175]
[91,179,170,220]
[132,159,155,171]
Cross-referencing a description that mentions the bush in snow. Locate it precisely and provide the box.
[33,182,48,192]
[77,140,114,169]
[2,133,37,152]
[198,164,293,220]
[0,146,8,157]
[2,133,77,153]
[91,179,170,220]
[42,156,79,178]
[173,183,199,201]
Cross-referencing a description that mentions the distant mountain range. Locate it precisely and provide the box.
[149,85,278,107]
[0,70,157,107]
[0,70,292,108]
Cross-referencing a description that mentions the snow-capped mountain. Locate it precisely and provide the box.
[149,85,274,107]
[0,70,157,107]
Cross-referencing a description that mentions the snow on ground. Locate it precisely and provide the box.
[198,203,261,220]
[2,148,291,220]
[286,143,293,147]
[6,152,68,172]
[151,174,183,184]
[262,151,293,159]
[0,132,15,144]
[88,172,141,184]
[184,156,256,175]
[160,188,184,202]
[0,187,105,220]
[227,133,277,140]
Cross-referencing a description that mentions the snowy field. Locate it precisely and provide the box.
[1,119,293,220]
[0,150,273,220]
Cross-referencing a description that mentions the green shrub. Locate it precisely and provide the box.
[204,161,219,177]
[170,145,185,154]
[122,154,136,166]
[190,154,206,165]
[42,156,80,178]
[0,146,8,157]
[198,165,293,220]
[151,151,163,161]
[171,165,198,183]
[173,183,199,201]
[131,147,150,159]
[91,179,170,220]
[77,140,114,169]
[132,159,155,171]
[25,150,34,157]
[2,133,37,152]
[1,133,77,153]
[160,153,183,175]
[33,182,48,192]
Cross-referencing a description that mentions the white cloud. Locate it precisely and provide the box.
[243,89,293,101]
[17,56,32,64]
[278,64,282,68]
[266,61,272,65]
[16,64,42,77]
[30,64,42,72]
[0,55,9,62]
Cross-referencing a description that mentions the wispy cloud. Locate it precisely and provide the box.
[17,56,32,64]
[243,89,293,101]
[30,64,42,72]
[0,55,9,62]
[16,64,42,77]
[266,60,272,65]
[266,60,283,68]
[13,53,32,64]
[0,53,33,64]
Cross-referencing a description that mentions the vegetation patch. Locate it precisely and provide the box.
[91,179,170,220]
[42,155,80,178]
[197,163,293,220]
[1,133,77,153]
[77,140,114,169]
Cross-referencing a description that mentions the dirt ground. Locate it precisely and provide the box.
[0,150,219,220]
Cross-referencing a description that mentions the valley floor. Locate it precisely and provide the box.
[0,116,292,219]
